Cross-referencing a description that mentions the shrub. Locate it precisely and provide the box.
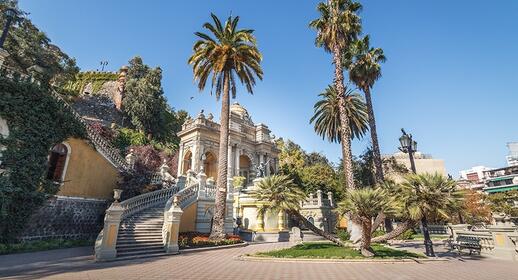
[177,232,242,248]
[337,229,350,242]
[395,229,415,240]
[372,229,385,238]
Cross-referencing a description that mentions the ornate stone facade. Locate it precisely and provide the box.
[176,103,280,185]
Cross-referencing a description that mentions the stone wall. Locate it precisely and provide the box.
[21,196,108,241]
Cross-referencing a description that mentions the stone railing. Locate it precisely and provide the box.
[49,90,131,172]
[120,186,179,220]
[450,223,518,261]
[455,230,495,253]
[301,190,334,208]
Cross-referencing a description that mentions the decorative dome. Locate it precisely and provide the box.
[230,102,248,117]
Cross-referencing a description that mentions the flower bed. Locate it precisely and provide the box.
[179,232,243,249]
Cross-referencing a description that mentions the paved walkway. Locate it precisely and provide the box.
[1,242,518,280]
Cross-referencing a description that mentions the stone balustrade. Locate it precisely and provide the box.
[450,223,518,261]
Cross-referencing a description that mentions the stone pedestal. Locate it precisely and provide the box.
[164,199,183,254]
[95,203,124,261]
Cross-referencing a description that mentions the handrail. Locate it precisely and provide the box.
[120,185,179,220]
[49,90,131,172]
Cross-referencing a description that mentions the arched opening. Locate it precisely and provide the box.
[182,150,192,175]
[203,152,217,179]
[46,143,69,182]
[239,155,252,185]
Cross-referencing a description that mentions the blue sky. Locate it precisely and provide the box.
[19,0,518,176]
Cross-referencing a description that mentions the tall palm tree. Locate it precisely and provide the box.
[348,35,386,185]
[250,175,345,245]
[310,0,362,190]
[310,84,368,143]
[337,187,395,256]
[372,173,464,243]
[188,14,263,239]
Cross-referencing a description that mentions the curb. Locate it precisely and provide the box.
[180,242,248,254]
[237,255,424,263]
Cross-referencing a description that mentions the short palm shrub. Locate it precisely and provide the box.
[337,229,351,242]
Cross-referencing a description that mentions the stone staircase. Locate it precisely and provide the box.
[116,206,166,260]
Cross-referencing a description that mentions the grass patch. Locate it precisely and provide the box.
[255,242,424,259]
[0,239,94,255]
[410,234,450,240]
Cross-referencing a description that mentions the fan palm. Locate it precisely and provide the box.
[310,0,362,190]
[337,188,395,256]
[372,173,464,243]
[188,13,263,239]
[250,175,345,246]
[310,84,368,143]
[347,35,386,185]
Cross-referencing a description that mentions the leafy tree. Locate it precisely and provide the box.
[188,13,263,239]
[457,189,491,224]
[487,190,518,217]
[300,163,341,198]
[250,175,344,245]
[347,35,386,185]
[123,57,167,138]
[310,84,368,143]
[0,2,79,87]
[305,151,330,166]
[310,0,362,191]
[337,188,395,256]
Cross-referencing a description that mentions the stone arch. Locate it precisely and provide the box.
[182,149,192,175]
[239,154,252,185]
[241,150,258,175]
[203,151,218,179]
[46,142,71,183]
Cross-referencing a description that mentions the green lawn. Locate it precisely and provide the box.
[411,234,450,240]
[255,242,424,259]
[0,239,94,255]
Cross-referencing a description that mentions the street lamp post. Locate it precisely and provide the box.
[0,7,17,49]
[398,128,436,257]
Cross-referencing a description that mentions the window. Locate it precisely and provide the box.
[46,143,69,182]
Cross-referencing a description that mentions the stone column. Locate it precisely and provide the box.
[191,144,198,171]
[95,203,124,261]
[278,210,287,231]
[317,190,322,207]
[164,196,183,254]
[327,192,334,207]
[177,144,184,176]
[197,171,207,199]
[227,177,234,200]
[227,144,233,177]
[256,210,265,232]
[235,147,241,177]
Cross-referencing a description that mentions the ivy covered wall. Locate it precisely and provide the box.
[0,77,86,242]
[63,71,118,95]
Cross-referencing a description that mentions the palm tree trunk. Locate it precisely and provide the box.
[210,71,230,240]
[363,87,383,184]
[289,210,346,246]
[332,44,355,190]
[360,218,374,257]
[363,87,393,232]
[371,220,415,243]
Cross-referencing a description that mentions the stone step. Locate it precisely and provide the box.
[117,238,163,245]
[115,251,169,261]
[117,241,163,249]
[117,246,165,256]
[120,225,163,230]
[118,232,163,237]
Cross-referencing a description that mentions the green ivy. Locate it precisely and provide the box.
[62,71,118,95]
[0,77,86,243]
